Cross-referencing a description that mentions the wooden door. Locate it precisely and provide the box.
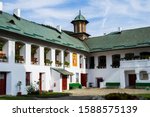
[0,73,6,95]
[62,75,67,90]
[97,79,101,88]
[81,73,87,87]
[129,74,136,88]
[39,73,42,93]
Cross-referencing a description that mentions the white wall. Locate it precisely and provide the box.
[88,47,150,88]
[51,69,61,92]
[0,37,87,95]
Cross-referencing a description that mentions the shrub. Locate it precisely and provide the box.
[104,93,139,100]
[27,84,39,95]
[64,61,70,67]
[69,83,82,89]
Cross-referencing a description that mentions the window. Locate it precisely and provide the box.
[125,53,134,60]
[140,52,150,59]
[89,56,95,69]
[140,71,148,80]
[85,58,88,69]
[111,54,120,68]
[98,56,106,68]
[76,73,79,83]
[26,72,31,86]
[55,50,62,67]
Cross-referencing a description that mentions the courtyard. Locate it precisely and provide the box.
[64,88,150,96]
[0,88,150,100]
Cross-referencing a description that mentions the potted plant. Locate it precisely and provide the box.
[45,59,53,66]
[56,60,62,67]
[17,81,22,96]
[2,55,7,62]
[64,61,70,67]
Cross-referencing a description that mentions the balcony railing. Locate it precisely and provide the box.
[120,59,150,68]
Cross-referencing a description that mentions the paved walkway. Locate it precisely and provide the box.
[64,88,150,96]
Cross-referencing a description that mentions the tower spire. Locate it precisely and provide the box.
[71,11,90,40]
[79,10,81,15]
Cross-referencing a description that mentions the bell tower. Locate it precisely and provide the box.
[71,10,90,40]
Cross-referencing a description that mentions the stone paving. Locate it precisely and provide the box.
[64,88,150,96]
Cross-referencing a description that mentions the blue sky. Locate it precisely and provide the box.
[2,0,150,37]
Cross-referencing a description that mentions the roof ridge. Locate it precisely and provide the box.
[88,26,150,39]
[1,12,60,32]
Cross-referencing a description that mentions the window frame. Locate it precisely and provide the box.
[89,56,95,69]
[111,54,120,68]
[97,55,106,69]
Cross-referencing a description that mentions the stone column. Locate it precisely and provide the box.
[77,53,80,68]
[83,56,86,69]
[136,73,140,81]
[25,43,31,65]
[8,40,15,64]
[70,52,73,68]
[61,50,64,69]
[51,48,55,67]
[120,70,126,88]
[39,46,44,66]
[148,73,150,80]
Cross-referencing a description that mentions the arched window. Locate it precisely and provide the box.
[98,56,106,68]
[111,54,120,68]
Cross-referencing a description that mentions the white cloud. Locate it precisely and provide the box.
[32,8,73,20]
[130,0,150,12]
[4,0,67,11]
[3,0,150,36]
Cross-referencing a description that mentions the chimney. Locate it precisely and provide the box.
[13,8,21,18]
[56,25,62,32]
[0,1,3,12]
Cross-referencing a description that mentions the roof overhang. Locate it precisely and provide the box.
[52,68,74,76]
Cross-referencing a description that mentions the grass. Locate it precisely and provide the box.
[0,92,71,100]
[133,94,150,100]
[0,96,35,100]
[103,93,150,100]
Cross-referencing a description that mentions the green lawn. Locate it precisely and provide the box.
[0,92,71,100]
[133,94,150,100]
[0,96,35,100]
